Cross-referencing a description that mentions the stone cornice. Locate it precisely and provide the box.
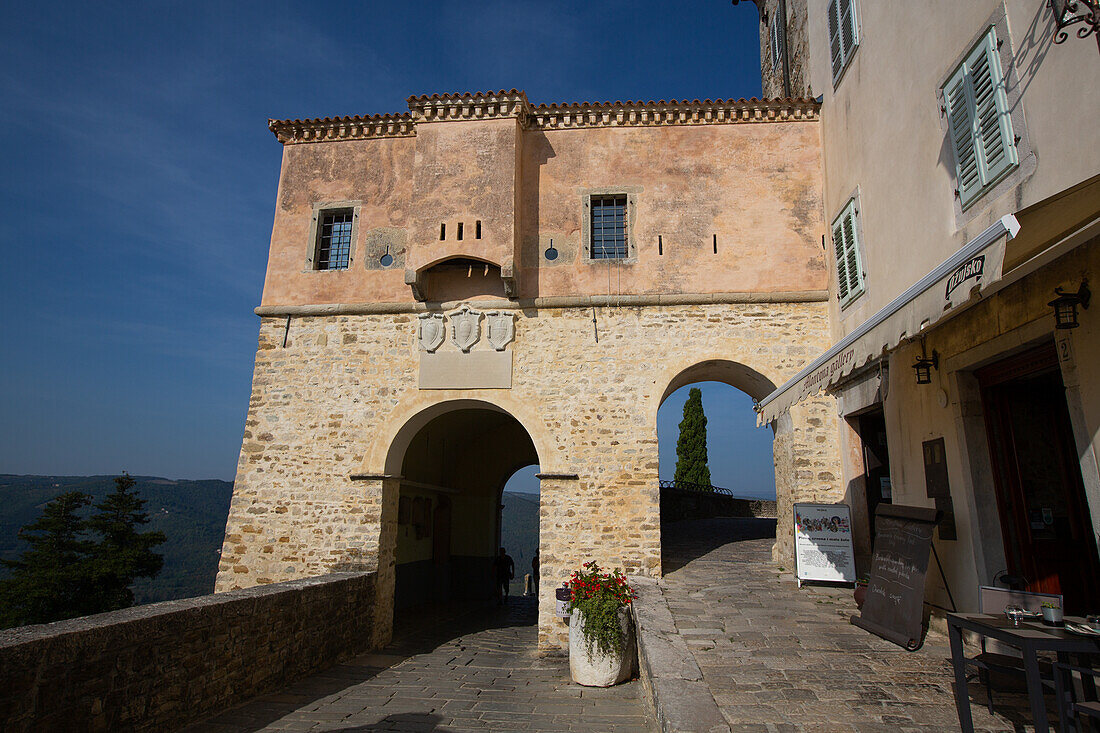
[269,93,819,145]
[268,114,416,144]
[254,290,830,316]
[530,97,818,130]
[407,89,533,123]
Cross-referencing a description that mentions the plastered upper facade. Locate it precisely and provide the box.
[753,0,1100,614]
[219,91,846,649]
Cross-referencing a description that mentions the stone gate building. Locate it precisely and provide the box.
[216,90,842,649]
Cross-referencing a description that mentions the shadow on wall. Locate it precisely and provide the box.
[661,517,777,574]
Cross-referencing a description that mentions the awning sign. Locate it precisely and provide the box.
[757,215,1019,425]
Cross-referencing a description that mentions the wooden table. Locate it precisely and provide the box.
[947,612,1100,733]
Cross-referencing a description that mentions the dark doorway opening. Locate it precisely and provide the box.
[856,409,892,546]
[978,342,1100,614]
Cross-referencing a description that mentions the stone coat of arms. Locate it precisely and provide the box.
[485,311,515,351]
[449,306,482,352]
[417,313,445,352]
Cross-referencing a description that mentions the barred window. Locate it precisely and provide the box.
[590,195,628,260]
[316,210,353,270]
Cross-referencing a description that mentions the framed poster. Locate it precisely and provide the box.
[794,503,857,586]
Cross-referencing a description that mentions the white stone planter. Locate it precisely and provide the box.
[568,607,636,687]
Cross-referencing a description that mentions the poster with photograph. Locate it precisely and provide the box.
[794,502,856,585]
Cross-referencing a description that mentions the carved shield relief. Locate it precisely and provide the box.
[449,306,482,352]
[485,311,515,351]
[417,313,445,352]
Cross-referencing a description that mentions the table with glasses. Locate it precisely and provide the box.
[947,612,1100,732]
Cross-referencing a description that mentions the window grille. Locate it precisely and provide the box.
[590,195,628,259]
[317,211,352,270]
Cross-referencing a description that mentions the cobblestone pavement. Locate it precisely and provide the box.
[185,596,652,732]
[660,517,1043,732]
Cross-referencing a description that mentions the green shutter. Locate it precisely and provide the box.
[833,199,865,307]
[971,28,1017,188]
[945,62,981,204]
[833,219,849,301]
[840,0,857,60]
[828,0,843,79]
[945,27,1019,209]
[829,0,859,82]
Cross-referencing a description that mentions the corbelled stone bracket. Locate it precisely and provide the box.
[404,269,425,301]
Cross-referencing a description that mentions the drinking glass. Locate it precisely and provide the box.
[1005,605,1025,627]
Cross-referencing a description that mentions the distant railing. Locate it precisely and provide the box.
[659,479,733,496]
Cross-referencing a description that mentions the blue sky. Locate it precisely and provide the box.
[0,1,768,484]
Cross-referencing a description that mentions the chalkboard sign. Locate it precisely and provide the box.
[851,504,941,650]
[793,503,856,586]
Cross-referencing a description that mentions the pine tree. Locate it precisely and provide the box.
[674,387,712,488]
[86,473,166,613]
[0,491,94,627]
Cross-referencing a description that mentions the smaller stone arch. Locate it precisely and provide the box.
[359,392,560,478]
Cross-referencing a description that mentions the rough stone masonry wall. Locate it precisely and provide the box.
[0,572,375,733]
[218,301,842,649]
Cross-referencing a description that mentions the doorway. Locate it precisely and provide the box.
[978,342,1100,613]
[857,409,892,546]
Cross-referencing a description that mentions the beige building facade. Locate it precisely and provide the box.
[217,92,845,649]
[754,0,1100,615]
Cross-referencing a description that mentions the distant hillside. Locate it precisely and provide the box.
[0,475,233,604]
[501,491,540,595]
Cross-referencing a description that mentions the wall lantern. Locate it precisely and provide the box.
[1048,280,1091,329]
[912,342,939,385]
[1048,0,1100,54]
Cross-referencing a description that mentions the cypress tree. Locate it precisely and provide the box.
[86,473,166,613]
[674,387,712,488]
[0,491,94,627]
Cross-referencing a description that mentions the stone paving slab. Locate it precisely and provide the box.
[183,597,652,732]
[656,518,1049,732]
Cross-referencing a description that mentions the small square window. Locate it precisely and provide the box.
[590,195,628,260]
[316,210,353,270]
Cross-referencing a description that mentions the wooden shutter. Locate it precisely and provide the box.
[829,0,859,82]
[970,30,1017,188]
[771,16,782,68]
[828,0,843,79]
[945,27,1018,208]
[833,218,849,301]
[833,199,865,306]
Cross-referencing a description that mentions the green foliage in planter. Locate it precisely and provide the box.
[566,561,637,657]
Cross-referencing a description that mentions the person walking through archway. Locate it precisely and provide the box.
[531,549,540,596]
[494,547,514,605]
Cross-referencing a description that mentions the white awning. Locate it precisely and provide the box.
[757,214,1020,425]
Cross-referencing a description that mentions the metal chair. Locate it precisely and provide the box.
[1054,661,1100,732]
[966,586,1063,714]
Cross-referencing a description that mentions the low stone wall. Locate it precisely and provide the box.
[630,576,731,733]
[660,488,777,523]
[0,572,376,733]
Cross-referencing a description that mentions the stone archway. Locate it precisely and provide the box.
[367,397,545,646]
[652,358,800,563]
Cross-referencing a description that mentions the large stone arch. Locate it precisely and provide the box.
[651,356,804,561]
[366,395,549,645]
